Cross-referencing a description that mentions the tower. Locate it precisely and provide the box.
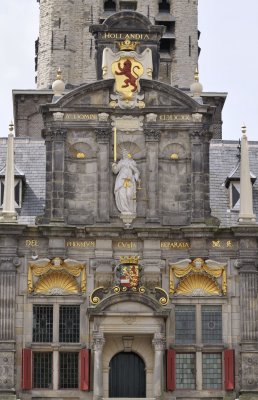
[36,0,199,88]
[2,2,258,400]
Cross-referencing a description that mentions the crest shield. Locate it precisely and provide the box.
[112,57,144,100]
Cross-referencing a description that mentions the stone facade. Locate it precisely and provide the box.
[0,4,258,400]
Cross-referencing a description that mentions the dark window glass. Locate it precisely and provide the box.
[104,0,116,11]
[159,0,170,12]
[1,181,4,205]
[176,353,195,389]
[202,353,222,389]
[59,305,80,342]
[175,306,196,343]
[232,183,240,208]
[14,181,21,206]
[59,352,79,389]
[119,1,137,10]
[33,352,53,388]
[202,305,222,343]
[33,305,53,342]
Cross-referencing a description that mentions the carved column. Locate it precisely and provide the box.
[145,129,160,222]
[152,333,166,399]
[43,129,67,222]
[96,128,111,222]
[190,128,211,223]
[93,332,105,400]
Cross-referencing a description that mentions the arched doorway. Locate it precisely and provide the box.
[109,352,146,398]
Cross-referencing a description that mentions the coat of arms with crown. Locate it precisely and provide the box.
[102,39,153,109]
[114,255,143,291]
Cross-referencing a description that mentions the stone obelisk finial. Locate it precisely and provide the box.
[238,125,256,224]
[0,122,17,223]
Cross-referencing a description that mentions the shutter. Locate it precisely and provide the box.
[22,348,32,390]
[224,349,235,390]
[167,349,176,391]
[80,349,90,391]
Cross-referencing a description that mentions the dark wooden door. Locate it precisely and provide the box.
[109,352,146,398]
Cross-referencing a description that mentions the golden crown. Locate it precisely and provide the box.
[117,39,139,51]
[119,255,139,265]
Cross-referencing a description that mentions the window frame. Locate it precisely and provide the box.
[28,300,83,392]
[0,177,23,208]
[173,300,226,392]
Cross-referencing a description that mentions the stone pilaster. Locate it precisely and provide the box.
[152,332,166,400]
[43,129,67,222]
[0,256,19,396]
[240,268,258,342]
[93,332,105,400]
[190,128,211,224]
[145,129,160,223]
[238,258,258,396]
[96,128,111,223]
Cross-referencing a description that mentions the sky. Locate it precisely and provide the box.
[0,0,257,141]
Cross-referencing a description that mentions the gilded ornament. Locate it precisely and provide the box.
[34,271,79,295]
[89,287,105,304]
[76,152,86,159]
[176,274,221,296]
[28,257,86,294]
[92,296,100,304]
[154,287,169,306]
[117,39,139,51]
[169,258,227,296]
[112,56,144,101]
[119,255,139,265]
[113,286,120,293]
[159,297,167,305]
[139,286,146,293]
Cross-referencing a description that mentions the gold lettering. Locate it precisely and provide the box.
[212,240,221,248]
[25,239,39,247]
[64,113,97,121]
[160,241,190,249]
[116,241,137,249]
[103,32,151,41]
[66,241,95,248]
[159,114,191,122]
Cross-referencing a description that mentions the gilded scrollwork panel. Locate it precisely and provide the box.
[28,257,86,295]
[169,257,227,296]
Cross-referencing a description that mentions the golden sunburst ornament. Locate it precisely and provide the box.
[34,272,79,295]
[176,274,221,296]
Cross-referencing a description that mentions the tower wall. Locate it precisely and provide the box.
[171,0,198,88]
[36,0,199,89]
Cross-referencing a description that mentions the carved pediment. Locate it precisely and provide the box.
[45,79,202,113]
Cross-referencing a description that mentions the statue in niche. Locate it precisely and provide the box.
[112,148,140,215]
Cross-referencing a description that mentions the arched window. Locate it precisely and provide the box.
[104,0,116,11]
[159,0,170,13]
